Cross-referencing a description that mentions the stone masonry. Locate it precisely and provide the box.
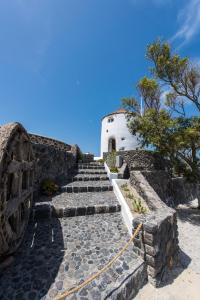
[0,159,147,300]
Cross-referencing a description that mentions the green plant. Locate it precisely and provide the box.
[97,158,105,163]
[110,167,118,173]
[121,183,129,192]
[41,179,59,196]
[106,151,117,168]
[132,198,147,214]
[126,192,134,200]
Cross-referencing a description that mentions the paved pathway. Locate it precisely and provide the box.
[0,162,144,300]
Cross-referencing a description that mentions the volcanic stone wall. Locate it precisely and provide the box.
[103,150,171,172]
[172,177,200,206]
[30,134,78,194]
[29,134,72,151]
[132,208,179,287]
[116,150,179,286]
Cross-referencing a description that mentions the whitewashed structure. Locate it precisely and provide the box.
[100,108,139,157]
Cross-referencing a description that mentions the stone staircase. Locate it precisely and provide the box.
[0,161,147,300]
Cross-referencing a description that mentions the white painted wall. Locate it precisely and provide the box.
[100,113,139,157]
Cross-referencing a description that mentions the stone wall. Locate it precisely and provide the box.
[103,150,171,172]
[132,208,179,287]
[31,139,78,194]
[172,177,200,206]
[130,170,179,286]
[80,153,94,163]
[120,150,179,286]
[29,133,72,151]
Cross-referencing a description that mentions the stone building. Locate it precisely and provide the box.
[100,108,140,157]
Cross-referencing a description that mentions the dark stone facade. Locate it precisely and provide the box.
[118,150,180,286]
[132,208,179,287]
[29,133,72,151]
[104,150,171,172]
[172,177,200,206]
[31,142,78,194]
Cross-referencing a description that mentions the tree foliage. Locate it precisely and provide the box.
[147,40,200,112]
[122,40,200,182]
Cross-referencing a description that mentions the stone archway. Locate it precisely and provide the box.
[108,137,116,152]
[0,122,34,258]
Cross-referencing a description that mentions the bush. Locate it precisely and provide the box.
[77,148,84,162]
[132,198,147,214]
[41,179,59,196]
[97,158,105,163]
[106,151,116,168]
[121,183,129,192]
[110,167,118,173]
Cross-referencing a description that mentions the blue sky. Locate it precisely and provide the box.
[0,0,200,155]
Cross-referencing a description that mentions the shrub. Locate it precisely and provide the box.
[126,192,134,200]
[106,151,116,168]
[77,149,84,162]
[41,179,59,196]
[132,198,147,214]
[97,159,105,163]
[121,183,129,192]
[110,167,118,173]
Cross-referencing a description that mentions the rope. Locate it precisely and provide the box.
[55,223,143,300]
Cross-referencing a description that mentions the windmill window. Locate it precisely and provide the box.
[108,117,114,123]
[121,137,125,141]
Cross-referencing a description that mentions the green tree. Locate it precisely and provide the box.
[122,41,200,181]
[146,40,200,112]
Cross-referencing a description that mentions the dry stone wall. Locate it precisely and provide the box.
[103,150,171,172]
[122,151,179,286]
[30,136,78,194]
[172,177,200,206]
[132,208,179,287]
[29,133,71,151]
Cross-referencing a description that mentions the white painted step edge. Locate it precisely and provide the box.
[112,179,133,236]
[104,162,119,181]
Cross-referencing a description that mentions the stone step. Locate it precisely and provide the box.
[78,164,105,170]
[78,170,107,175]
[0,212,147,300]
[34,191,120,219]
[61,180,113,193]
[80,162,104,167]
[72,174,109,182]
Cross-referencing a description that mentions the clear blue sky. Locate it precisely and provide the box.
[0,0,200,155]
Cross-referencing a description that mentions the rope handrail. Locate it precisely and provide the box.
[55,223,143,300]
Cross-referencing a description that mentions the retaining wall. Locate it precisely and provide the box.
[130,170,179,286]
[172,177,200,206]
[30,134,79,194]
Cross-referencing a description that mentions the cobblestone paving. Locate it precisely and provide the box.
[0,162,145,300]
[78,170,107,175]
[72,174,108,181]
[38,191,118,207]
[0,213,141,300]
[65,180,112,187]
[61,180,113,193]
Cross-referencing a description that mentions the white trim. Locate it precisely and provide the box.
[104,162,118,182]
[112,179,133,235]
